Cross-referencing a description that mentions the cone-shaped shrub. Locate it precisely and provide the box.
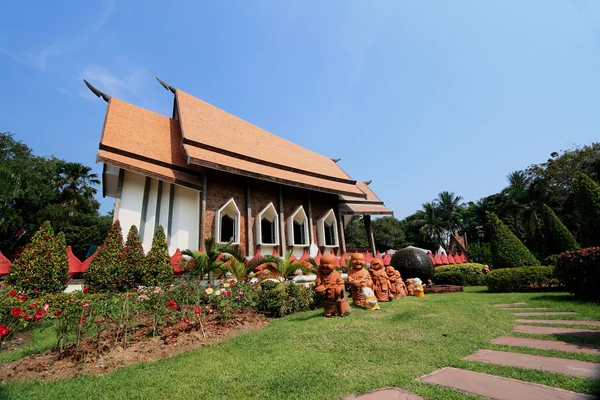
[574,173,600,246]
[145,226,173,286]
[540,204,580,256]
[7,221,69,294]
[487,212,539,268]
[86,220,124,293]
[122,225,148,286]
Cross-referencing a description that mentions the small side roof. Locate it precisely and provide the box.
[339,181,393,216]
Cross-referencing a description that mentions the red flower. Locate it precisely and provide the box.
[17,294,26,302]
[33,309,46,322]
[10,307,24,319]
[235,295,241,301]
[82,288,89,294]
[166,299,178,309]
[194,307,201,315]
[53,310,62,316]
[97,318,105,323]
[82,303,89,308]
[183,317,190,324]
[9,290,16,297]
[171,339,177,343]
[0,325,10,338]
[24,314,32,321]
[80,315,87,324]
[29,301,38,309]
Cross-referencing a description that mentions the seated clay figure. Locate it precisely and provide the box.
[397,272,408,297]
[368,258,393,302]
[347,253,373,307]
[314,254,351,317]
[406,278,415,296]
[385,266,401,299]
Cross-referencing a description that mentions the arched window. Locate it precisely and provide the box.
[216,198,240,244]
[256,203,279,245]
[287,206,309,246]
[317,209,338,247]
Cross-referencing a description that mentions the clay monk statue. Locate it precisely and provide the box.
[347,253,373,307]
[314,254,352,317]
[385,266,402,299]
[368,257,393,302]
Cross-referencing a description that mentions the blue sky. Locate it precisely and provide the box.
[1,1,600,219]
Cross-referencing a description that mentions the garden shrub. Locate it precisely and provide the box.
[485,266,559,292]
[145,226,173,287]
[7,221,69,295]
[555,247,600,301]
[257,281,316,318]
[487,212,540,268]
[467,243,493,267]
[85,220,124,293]
[122,225,147,286]
[539,204,579,256]
[574,173,600,246]
[434,263,485,286]
[390,247,434,281]
[542,254,561,266]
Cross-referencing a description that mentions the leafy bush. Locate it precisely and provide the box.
[390,247,435,280]
[257,281,316,318]
[434,263,485,286]
[542,254,561,266]
[145,226,173,287]
[487,212,540,268]
[85,221,124,293]
[485,266,559,292]
[467,243,493,267]
[574,173,600,246]
[122,225,147,286]
[555,247,600,300]
[539,204,579,256]
[7,221,69,295]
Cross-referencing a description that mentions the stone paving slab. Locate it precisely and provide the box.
[492,336,600,355]
[465,349,600,378]
[516,319,600,327]
[500,307,549,311]
[512,312,579,317]
[420,367,597,400]
[493,302,527,307]
[514,325,600,337]
[342,388,424,400]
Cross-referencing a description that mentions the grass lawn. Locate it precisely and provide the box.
[0,325,57,364]
[1,287,599,400]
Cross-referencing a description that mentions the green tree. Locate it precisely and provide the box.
[181,237,245,280]
[486,212,539,268]
[344,217,368,249]
[412,202,445,248]
[56,161,101,209]
[539,204,580,256]
[86,220,124,293]
[7,221,69,294]
[573,173,600,246]
[145,226,174,286]
[372,216,407,251]
[435,191,464,235]
[116,225,143,289]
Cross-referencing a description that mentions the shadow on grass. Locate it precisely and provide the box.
[528,294,580,303]
[285,311,323,322]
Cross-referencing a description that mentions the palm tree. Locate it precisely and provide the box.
[250,251,313,282]
[56,162,100,208]
[180,237,245,280]
[436,191,464,233]
[412,202,445,247]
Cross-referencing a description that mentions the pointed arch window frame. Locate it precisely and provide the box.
[256,202,279,246]
[317,209,339,248]
[287,206,309,247]
[216,198,241,245]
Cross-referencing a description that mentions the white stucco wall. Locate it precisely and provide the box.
[119,171,145,241]
[169,184,199,255]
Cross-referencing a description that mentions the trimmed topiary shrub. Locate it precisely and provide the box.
[434,263,485,286]
[539,204,579,257]
[543,254,561,266]
[485,266,559,292]
[7,221,69,295]
[122,225,147,287]
[145,226,173,287]
[257,281,316,318]
[487,212,539,269]
[390,247,435,281]
[574,173,600,246]
[555,247,600,301]
[85,220,124,293]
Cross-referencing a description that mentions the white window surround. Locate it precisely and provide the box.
[287,206,309,247]
[256,202,279,245]
[317,209,339,248]
[216,198,241,245]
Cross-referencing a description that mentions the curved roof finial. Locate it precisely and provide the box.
[331,158,341,163]
[156,76,176,93]
[364,180,372,186]
[83,80,111,103]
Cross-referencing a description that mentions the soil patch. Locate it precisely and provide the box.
[0,310,269,384]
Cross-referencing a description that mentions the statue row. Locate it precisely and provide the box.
[314,253,422,317]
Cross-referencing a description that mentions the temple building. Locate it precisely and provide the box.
[88,78,393,258]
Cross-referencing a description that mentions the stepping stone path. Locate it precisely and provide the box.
[342,388,424,400]
[492,336,600,355]
[418,302,600,399]
[513,325,600,337]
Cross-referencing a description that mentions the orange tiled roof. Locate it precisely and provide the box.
[339,181,393,215]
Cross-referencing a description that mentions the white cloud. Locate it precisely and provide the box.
[78,62,150,102]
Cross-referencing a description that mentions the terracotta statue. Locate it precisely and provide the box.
[397,271,408,297]
[347,253,373,306]
[314,254,351,317]
[406,278,415,296]
[385,266,401,298]
[368,257,393,302]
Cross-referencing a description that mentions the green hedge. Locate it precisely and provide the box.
[539,204,579,256]
[555,247,600,301]
[434,263,485,286]
[487,212,540,268]
[485,266,559,292]
[257,281,317,318]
